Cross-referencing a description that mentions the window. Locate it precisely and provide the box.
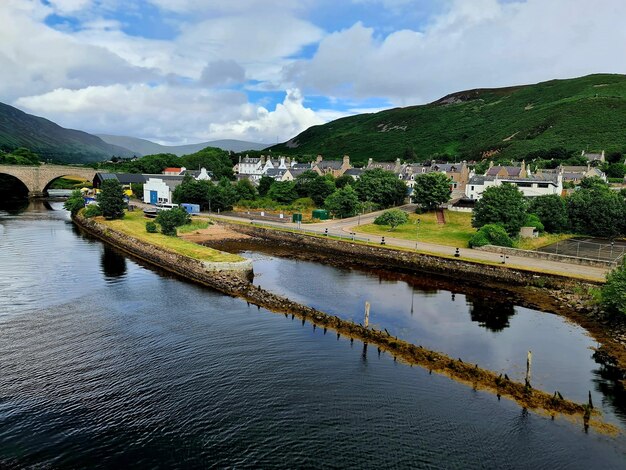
[537,183,549,188]
[471,185,475,190]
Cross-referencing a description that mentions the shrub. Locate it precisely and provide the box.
[146,221,158,233]
[468,231,490,248]
[469,224,513,248]
[83,204,102,218]
[524,213,544,232]
[601,262,626,317]
[374,209,409,230]
[63,189,85,215]
[156,207,191,236]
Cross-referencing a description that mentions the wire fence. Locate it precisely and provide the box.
[538,238,626,264]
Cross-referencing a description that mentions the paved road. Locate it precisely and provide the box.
[205,206,609,282]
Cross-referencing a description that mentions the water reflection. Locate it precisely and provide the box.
[101,246,127,279]
[466,295,517,332]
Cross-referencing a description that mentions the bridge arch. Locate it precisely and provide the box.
[0,164,96,197]
[0,173,31,199]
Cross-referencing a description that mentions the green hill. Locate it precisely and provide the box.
[270,74,626,163]
[0,102,136,164]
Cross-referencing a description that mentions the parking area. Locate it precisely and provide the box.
[538,237,626,263]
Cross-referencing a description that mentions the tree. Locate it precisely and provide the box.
[334,174,354,189]
[172,175,211,208]
[567,182,625,237]
[374,209,409,230]
[267,181,297,203]
[156,207,190,236]
[308,176,336,206]
[63,189,85,215]
[211,178,239,211]
[472,183,527,236]
[601,262,626,317]
[235,178,257,201]
[528,195,569,233]
[97,179,126,219]
[179,147,234,180]
[412,172,452,210]
[257,175,274,197]
[355,169,407,208]
[294,170,321,197]
[468,224,513,248]
[324,185,360,218]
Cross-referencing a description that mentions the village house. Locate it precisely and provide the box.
[233,155,294,181]
[162,167,185,175]
[536,164,607,184]
[466,173,563,200]
[581,150,605,164]
[143,175,185,205]
[311,155,352,177]
[485,161,527,178]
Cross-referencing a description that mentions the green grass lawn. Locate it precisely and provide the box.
[99,211,243,263]
[357,210,474,247]
[176,218,212,234]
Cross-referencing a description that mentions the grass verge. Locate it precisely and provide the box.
[99,211,243,263]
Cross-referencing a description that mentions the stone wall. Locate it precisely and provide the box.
[226,222,601,290]
[476,245,615,269]
[74,213,253,283]
[0,164,96,196]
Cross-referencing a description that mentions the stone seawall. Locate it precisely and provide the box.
[74,214,253,283]
[226,223,600,290]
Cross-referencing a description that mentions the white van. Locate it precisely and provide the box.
[156,203,179,211]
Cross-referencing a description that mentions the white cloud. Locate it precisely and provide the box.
[15,86,334,144]
[287,0,626,105]
[200,60,246,87]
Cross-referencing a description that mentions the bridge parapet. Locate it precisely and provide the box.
[0,164,97,197]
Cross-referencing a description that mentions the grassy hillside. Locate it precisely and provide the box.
[97,134,267,156]
[270,74,626,163]
[0,102,135,164]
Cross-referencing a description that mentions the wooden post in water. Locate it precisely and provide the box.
[525,350,532,389]
[364,301,371,328]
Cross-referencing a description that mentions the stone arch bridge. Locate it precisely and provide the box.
[0,164,96,197]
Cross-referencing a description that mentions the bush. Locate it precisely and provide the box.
[374,209,409,230]
[468,231,490,248]
[469,224,513,248]
[63,189,85,215]
[601,262,626,317]
[155,207,191,236]
[146,221,158,233]
[524,213,544,232]
[83,204,102,218]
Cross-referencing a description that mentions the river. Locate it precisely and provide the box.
[1,201,626,468]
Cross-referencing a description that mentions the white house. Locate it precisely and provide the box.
[466,174,562,200]
[143,176,184,205]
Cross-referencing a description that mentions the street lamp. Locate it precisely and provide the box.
[415,218,421,251]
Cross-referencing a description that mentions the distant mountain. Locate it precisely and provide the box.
[97,134,268,156]
[0,102,135,164]
[269,74,626,163]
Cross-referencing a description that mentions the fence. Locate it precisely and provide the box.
[249,220,374,244]
[538,238,626,264]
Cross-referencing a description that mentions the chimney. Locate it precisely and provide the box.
[316,154,323,164]
[521,160,526,177]
[489,160,494,168]
[343,155,350,167]
[239,155,242,163]
[367,157,373,167]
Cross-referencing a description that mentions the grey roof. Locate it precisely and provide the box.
[344,168,364,176]
[432,163,460,172]
[95,172,146,184]
[265,168,287,178]
[583,152,603,160]
[486,166,522,176]
[315,160,343,170]
[291,163,311,170]
[286,168,308,178]
[468,175,488,185]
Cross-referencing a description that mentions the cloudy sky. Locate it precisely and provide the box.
[2,0,626,145]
